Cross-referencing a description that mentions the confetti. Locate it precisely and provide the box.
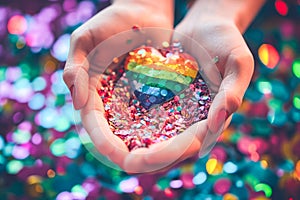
[98,44,212,150]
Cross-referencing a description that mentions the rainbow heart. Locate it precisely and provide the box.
[124,46,199,109]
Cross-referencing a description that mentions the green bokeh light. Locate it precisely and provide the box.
[71,184,87,196]
[50,139,65,156]
[157,178,170,190]
[293,95,300,109]
[254,183,272,198]
[256,80,272,94]
[292,59,300,78]
[6,160,24,174]
[0,68,6,81]
[54,116,70,132]
[12,129,31,144]
[267,98,283,111]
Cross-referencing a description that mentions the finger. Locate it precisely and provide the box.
[81,75,129,168]
[171,29,222,97]
[87,27,173,75]
[199,116,232,157]
[207,46,254,134]
[123,121,205,173]
[63,25,94,110]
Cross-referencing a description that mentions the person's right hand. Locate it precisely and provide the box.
[63,0,174,110]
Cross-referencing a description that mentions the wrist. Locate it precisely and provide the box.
[186,0,265,33]
[112,0,174,25]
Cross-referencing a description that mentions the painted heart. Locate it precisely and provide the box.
[124,46,199,110]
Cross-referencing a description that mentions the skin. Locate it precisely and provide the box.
[63,0,265,173]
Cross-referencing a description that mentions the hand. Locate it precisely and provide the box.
[64,0,262,173]
[173,2,256,155]
[64,0,196,173]
[63,0,174,109]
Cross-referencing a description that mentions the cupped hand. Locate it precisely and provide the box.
[173,8,254,155]
[63,0,174,109]
[64,1,254,173]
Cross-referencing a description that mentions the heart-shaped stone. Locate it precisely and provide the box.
[124,46,199,109]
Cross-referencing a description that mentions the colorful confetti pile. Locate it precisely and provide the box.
[99,45,211,151]
[0,0,300,199]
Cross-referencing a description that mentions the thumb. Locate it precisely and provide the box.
[63,30,91,110]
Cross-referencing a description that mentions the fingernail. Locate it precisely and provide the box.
[70,85,75,99]
[213,109,229,134]
[70,85,77,108]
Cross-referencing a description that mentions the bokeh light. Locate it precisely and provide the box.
[258,44,280,69]
[7,15,27,35]
[254,183,272,198]
[275,0,288,16]
[51,34,70,62]
[292,59,300,78]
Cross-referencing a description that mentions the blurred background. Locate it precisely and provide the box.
[0,0,300,199]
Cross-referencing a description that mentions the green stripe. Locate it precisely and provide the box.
[126,63,193,85]
[125,70,187,93]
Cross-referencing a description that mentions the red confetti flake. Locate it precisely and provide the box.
[131,25,140,31]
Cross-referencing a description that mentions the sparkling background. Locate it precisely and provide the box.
[0,0,299,199]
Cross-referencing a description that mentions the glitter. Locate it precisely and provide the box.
[174,84,182,92]
[162,41,169,48]
[113,57,119,63]
[137,48,146,56]
[212,56,219,64]
[149,96,157,103]
[160,89,168,96]
[132,25,140,31]
[100,61,211,150]
[126,39,132,44]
